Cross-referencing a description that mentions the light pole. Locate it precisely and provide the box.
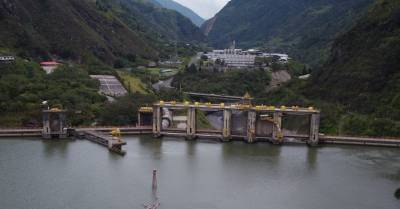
[42,101,49,110]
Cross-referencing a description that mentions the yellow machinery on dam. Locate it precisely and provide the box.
[141,101,321,145]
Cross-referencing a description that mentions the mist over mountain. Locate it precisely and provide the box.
[202,0,373,66]
[153,0,205,26]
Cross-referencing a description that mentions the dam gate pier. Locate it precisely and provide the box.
[148,101,320,145]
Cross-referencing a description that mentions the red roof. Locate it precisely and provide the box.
[40,61,60,66]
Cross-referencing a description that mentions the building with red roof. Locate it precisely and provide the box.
[40,61,60,74]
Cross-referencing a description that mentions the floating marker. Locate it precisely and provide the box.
[152,169,157,190]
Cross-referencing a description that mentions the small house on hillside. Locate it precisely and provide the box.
[40,61,60,74]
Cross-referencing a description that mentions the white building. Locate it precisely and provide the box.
[205,49,255,68]
[261,53,290,63]
[204,43,291,69]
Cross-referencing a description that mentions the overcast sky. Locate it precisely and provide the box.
[174,0,230,19]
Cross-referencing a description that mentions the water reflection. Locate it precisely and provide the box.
[395,188,400,199]
[108,149,124,162]
[221,142,281,167]
[41,139,73,158]
[186,140,197,156]
[306,147,318,170]
[139,135,163,158]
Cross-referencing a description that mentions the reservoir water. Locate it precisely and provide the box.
[0,136,399,209]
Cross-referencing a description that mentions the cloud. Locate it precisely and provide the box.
[174,0,230,19]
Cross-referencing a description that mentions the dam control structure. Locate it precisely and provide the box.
[42,108,68,139]
[147,101,321,145]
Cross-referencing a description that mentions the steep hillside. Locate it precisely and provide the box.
[153,0,204,26]
[266,0,400,136]
[202,0,373,66]
[310,0,400,121]
[115,0,204,43]
[0,0,204,64]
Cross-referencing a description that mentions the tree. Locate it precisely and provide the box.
[187,64,197,73]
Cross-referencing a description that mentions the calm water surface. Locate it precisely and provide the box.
[0,136,399,209]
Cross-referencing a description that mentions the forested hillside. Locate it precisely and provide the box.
[0,58,106,126]
[0,0,204,64]
[0,0,206,126]
[307,0,400,136]
[202,0,373,66]
[264,0,400,137]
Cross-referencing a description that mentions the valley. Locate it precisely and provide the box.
[0,0,399,208]
[0,0,399,138]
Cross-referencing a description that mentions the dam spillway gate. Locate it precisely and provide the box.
[143,102,320,145]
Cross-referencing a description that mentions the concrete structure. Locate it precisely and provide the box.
[185,92,253,104]
[80,130,126,155]
[42,108,67,139]
[205,50,256,68]
[2,127,400,147]
[299,74,311,80]
[40,61,60,74]
[204,47,290,69]
[261,53,290,63]
[150,102,321,145]
[138,107,153,127]
[90,75,128,97]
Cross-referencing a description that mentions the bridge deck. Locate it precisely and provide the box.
[320,135,400,147]
[82,130,127,155]
[0,128,42,137]
[0,127,399,147]
[0,127,152,137]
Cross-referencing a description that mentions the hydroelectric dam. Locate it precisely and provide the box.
[0,100,399,157]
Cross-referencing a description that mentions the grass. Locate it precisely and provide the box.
[117,71,151,94]
[147,67,179,79]
[196,110,214,129]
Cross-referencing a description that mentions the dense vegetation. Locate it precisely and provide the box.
[97,93,156,126]
[0,58,165,127]
[0,0,204,65]
[0,0,207,127]
[202,0,373,67]
[0,59,105,127]
[173,68,271,98]
[267,0,400,137]
[173,57,307,100]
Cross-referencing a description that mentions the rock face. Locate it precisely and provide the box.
[309,0,400,119]
[268,70,292,90]
[200,16,217,36]
[0,0,204,63]
[201,0,373,66]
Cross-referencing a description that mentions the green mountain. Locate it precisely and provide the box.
[202,0,373,66]
[153,0,204,26]
[308,0,400,131]
[0,0,204,64]
[266,0,400,136]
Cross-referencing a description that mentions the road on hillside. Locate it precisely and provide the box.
[189,52,203,66]
[152,77,174,92]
